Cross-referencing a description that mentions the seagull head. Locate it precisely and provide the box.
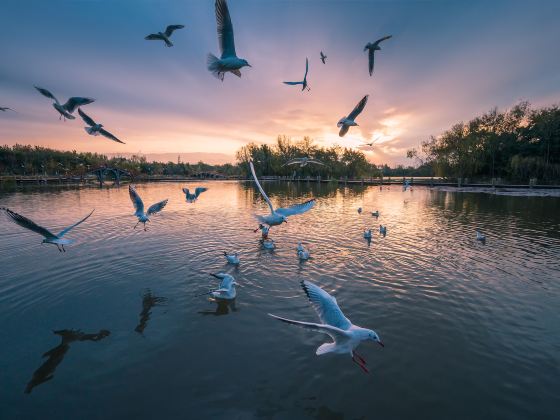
[241,59,251,68]
[282,216,288,223]
[367,330,384,347]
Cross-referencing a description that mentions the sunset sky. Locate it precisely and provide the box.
[1,0,559,165]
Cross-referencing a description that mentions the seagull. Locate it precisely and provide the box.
[78,109,124,144]
[371,210,379,217]
[379,225,387,237]
[364,35,392,76]
[337,95,368,137]
[207,0,251,81]
[144,24,185,47]
[283,57,310,92]
[224,251,240,265]
[357,207,363,214]
[362,142,375,147]
[363,229,372,239]
[282,157,325,168]
[403,179,411,191]
[128,185,168,230]
[1,207,93,252]
[209,273,238,300]
[298,249,310,261]
[476,229,486,243]
[183,187,208,203]
[269,280,383,373]
[34,86,94,120]
[0,107,16,112]
[320,51,327,64]
[296,242,305,253]
[249,161,315,227]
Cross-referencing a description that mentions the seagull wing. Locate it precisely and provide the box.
[268,314,350,343]
[147,199,168,215]
[63,97,95,114]
[145,33,165,41]
[194,187,208,198]
[34,86,59,105]
[129,185,145,215]
[304,57,309,79]
[282,159,301,167]
[216,0,236,58]
[164,24,185,37]
[283,81,303,86]
[78,108,96,127]
[368,48,375,76]
[182,188,190,195]
[99,128,125,144]
[373,35,393,47]
[275,199,315,217]
[338,125,350,137]
[300,280,352,330]
[348,95,369,121]
[57,209,94,238]
[2,208,57,239]
[308,159,325,166]
[249,161,275,213]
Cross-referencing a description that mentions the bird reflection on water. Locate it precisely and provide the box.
[198,298,238,316]
[134,290,168,335]
[25,329,110,394]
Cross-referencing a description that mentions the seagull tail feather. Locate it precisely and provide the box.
[207,53,223,79]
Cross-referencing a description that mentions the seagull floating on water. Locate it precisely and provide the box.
[1,207,93,252]
[320,51,327,64]
[129,185,168,230]
[364,35,392,76]
[298,249,310,261]
[297,242,305,252]
[209,273,238,300]
[224,251,240,265]
[78,109,124,144]
[283,58,310,92]
[476,229,486,242]
[357,207,363,214]
[282,157,325,168]
[371,210,379,217]
[363,229,372,239]
[207,0,251,81]
[183,187,208,203]
[379,225,387,237]
[145,24,185,47]
[249,161,315,227]
[269,280,383,373]
[34,86,94,120]
[337,95,368,137]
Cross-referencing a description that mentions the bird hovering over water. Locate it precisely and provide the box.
[249,161,315,227]
[320,51,327,64]
[1,207,94,252]
[224,251,240,265]
[269,280,383,373]
[283,57,310,91]
[337,95,368,137]
[128,185,168,230]
[207,0,251,81]
[34,86,94,120]
[364,35,392,76]
[282,157,325,168]
[144,24,185,47]
[78,109,124,144]
[183,187,208,203]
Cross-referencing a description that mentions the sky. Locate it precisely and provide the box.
[1,0,559,165]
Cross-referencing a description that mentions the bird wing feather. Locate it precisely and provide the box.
[63,97,95,113]
[275,199,315,217]
[147,199,168,215]
[164,24,185,37]
[194,187,208,197]
[57,209,94,238]
[145,33,165,41]
[348,95,369,120]
[34,86,59,105]
[99,128,125,144]
[268,313,350,343]
[78,108,96,127]
[3,208,57,239]
[249,161,275,213]
[216,0,236,58]
[129,185,145,215]
[300,280,352,330]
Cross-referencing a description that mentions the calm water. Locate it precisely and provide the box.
[1,181,559,420]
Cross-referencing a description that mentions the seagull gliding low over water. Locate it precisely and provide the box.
[144,24,185,47]
[183,187,208,203]
[78,109,124,144]
[337,95,369,137]
[129,185,169,230]
[282,157,325,168]
[34,86,94,120]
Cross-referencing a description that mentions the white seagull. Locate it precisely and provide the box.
[183,187,208,203]
[207,0,251,81]
[283,57,310,92]
[298,249,310,261]
[337,95,368,137]
[78,109,124,144]
[249,161,315,227]
[145,24,185,47]
[1,207,94,252]
[282,157,325,168]
[379,225,387,237]
[364,35,392,76]
[128,185,168,230]
[269,280,383,373]
[34,86,94,120]
[476,229,486,242]
[224,251,240,265]
[363,229,372,239]
[320,51,327,64]
[209,273,238,300]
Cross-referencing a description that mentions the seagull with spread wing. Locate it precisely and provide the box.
[269,280,384,373]
[78,109,124,144]
[144,24,185,47]
[282,157,325,168]
[249,161,315,227]
[1,207,94,252]
[364,35,392,76]
[34,86,94,120]
[337,95,369,137]
[207,0,251,81]
[128,185,168,231]
[182,187,208,203]
[320,51,327,64]
[283,58,310,91]
[0,107,16,112]
[209,273,238,300]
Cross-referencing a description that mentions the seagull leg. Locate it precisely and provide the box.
[143,223,147,231]
[353,350,367,365]
[134,222,140,229]
[352,351,369,373]
[62,244,66,252]
[57,244,62,252]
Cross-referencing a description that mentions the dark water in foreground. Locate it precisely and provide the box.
[1,181,559,419]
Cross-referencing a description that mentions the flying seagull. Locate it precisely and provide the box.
[249,161,315,227]
[269,280,383,373]
[320,51,327,64]
[34,86,94,120]
[364,35,392,76]
[129,185,168,230]
[144,24,185,47]
[183,187,208,203]
[207,0,251,81]
[1,207,94,252]
[337,95,369,137]
[78,109,124,144]
[282,157,325,168]
[0,107,16,112]
[283,57,310,91]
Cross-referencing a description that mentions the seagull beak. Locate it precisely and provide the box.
[247,63,252,67]
[378,341,385,347]
[283,219,288,223]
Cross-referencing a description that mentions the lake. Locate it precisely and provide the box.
[1,181,559,419]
